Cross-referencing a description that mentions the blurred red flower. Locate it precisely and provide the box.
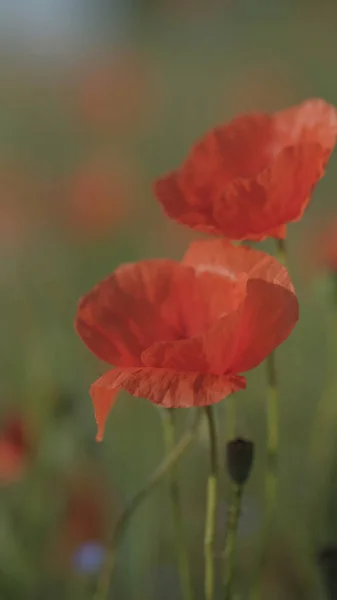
[312,218,337,273]
[0,165,45,251]
[75,240,298,440]
[64,157,134,238]
[55,471,113,572]
[0,414,31,484]
[73,50,155,133]
[154,99,337,241]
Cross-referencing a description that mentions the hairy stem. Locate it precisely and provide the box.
[162,409,194,600]
[223,483,243,600]
[251,238,286,599]
[204,406,219,600]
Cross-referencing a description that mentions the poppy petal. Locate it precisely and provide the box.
[90,370,121,441]
[154,100,337,241]
[228,279,299,373]
[142,337,206,372]
[183,113,273,190]
[109,367,246,408]
[274,98,337,150]
[75,260,193,367]
[213,143,327,240]
[183,238,294,290]
[154,173,221,235]
[154,114,274,236]
[142,306,243,376]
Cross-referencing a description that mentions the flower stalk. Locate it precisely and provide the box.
[161,409,194,600]
[204,406,219,600]
[251,238,287,599]
[264,238,287,527]
[223,483,243,600]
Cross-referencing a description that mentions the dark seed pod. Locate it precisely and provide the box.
[317,545,337,600]
[226,438,254,485]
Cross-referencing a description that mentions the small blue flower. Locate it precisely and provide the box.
[72,541,106,573]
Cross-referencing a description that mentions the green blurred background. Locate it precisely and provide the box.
[1,0,337,598]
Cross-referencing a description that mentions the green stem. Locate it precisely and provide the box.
[276,238,286,266]
[251,238,285,599]
[223,483,243,600]
[162,409,194,600]
[265,351,279,527]
[226,397,236,441]
[204,406,219,600]
[94,411,201,600]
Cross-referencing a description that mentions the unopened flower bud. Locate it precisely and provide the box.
[317,545,337,600]
[226,438,254,485]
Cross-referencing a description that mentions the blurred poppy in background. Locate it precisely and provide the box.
[299,216,337,287]
[0,413,32,484]
[0,165,45,253]
[55,470,113,573]
[75,239,298,440]
[313,218,337,274]
[154,99,337,241]
[71,50,156,134]
[61,155,135,239]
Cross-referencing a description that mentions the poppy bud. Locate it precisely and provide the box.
[317,545,337,600]
[226,438,254,486]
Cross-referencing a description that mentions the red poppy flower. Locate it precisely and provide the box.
[0,415,31,484]
[75,240,298,440]
[154,99,337,241]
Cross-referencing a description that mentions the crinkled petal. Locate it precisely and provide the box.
[184,114,273,189]
[154,173,222,235]
[183,238,294,290]
[110,367,246,408]
[142,337,207,372]
[143,241,298,376]
[228,279,299,373]
[154,114,274,236]
[182,271,246,337]
[75,260,195,366]
[213,143,327,240]
[90,371,121,441]
[142,308,243,376]
[154,100,337,241]
[274,98,337,150]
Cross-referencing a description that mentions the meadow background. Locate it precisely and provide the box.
[1,1,337,598]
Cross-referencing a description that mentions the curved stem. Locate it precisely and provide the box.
[223,483,243,600]
[162,409,194,600]
[94,411,201,600]
[204,406,219,600]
